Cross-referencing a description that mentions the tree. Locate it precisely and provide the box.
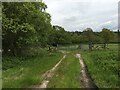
[71,33,81,44]
[48,25,71,49]
[101,28,115,49]
[82,28,95,50]
[2,2,52,56]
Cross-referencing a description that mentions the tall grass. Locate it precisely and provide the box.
[3,52,63,88]
[81,44,118,88]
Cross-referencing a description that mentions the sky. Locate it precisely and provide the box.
[43,0,119,32]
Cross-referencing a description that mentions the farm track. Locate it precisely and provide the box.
[76,54,98,89]
[28,52,98,89]
[28,54,66,89]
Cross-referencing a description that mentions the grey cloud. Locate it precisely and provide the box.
[44,0,118,32]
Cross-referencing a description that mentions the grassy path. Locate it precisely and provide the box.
[47,51,81,88]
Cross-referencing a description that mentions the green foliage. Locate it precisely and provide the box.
[100,28,115,49]
[81,44,118,88]
[48,25,71,46]
[22,47,48,57]
[3,47,48,70]
[2,1,118,56]
[101,28,115,43]
[2,2,52,56]
[2,56,25,70]
[82,28,95,42]
[71,34,81,44]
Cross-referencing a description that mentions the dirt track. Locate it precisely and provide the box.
[75,54,98,88]
[39,55,66,88]
[28,52,98,89]
[28,54,66,89]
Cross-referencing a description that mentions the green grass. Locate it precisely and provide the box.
[3,44,118,88]
[48,51,81,88]
[3,52,63,88]
[80,44,118,88]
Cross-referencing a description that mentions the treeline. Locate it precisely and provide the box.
[69,28,118,50]
[2,2,118,56]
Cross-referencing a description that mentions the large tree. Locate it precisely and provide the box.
[2,2,52,56]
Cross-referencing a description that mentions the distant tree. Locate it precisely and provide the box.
[82,28,95,50]
[71,33,81,44]
[101,28,115,49]
[93,32,103,44]
[112,32,118,43]
[47,25,71,50]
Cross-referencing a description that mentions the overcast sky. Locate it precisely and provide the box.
[43,0,119,32]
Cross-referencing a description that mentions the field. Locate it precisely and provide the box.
[2,44,119,88]
[80,44,119,88]
[58,44,119,88]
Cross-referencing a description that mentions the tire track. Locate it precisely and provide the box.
[75,54,98,89]
[29,54,66,89]
[39,55,66,88]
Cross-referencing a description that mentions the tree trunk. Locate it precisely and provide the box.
[89,42,92,51]
[49,46,51,51]
[103,43,106,49]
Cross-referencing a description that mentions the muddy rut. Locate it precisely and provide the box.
[76,54,98,89]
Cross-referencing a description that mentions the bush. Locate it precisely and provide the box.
[3,47,48,70]
[22,47,48,57]
[2,56,25,70]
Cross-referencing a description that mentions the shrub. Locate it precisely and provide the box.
[21,47,48,57]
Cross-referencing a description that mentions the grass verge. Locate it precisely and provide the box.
[3,52,63,88]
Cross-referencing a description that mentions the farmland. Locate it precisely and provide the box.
[2,44,119,88]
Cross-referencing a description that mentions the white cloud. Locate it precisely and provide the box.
[99,21,112,27]
[43,0,119,32]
